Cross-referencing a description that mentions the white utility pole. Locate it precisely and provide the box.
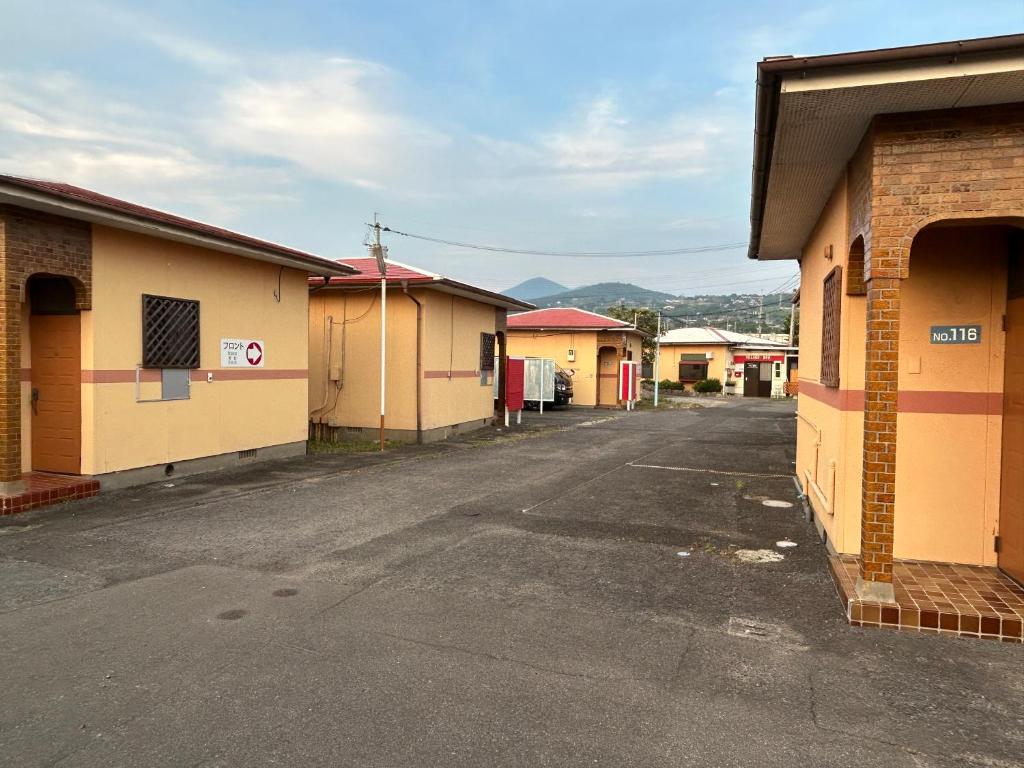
[788,292,797,346]
[373,216,387,451]
[653,312,662,408]
[757,295,764,337]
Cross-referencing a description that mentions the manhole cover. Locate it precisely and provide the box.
[762,499,793,508]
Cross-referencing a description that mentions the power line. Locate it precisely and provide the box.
[379,225,747,258]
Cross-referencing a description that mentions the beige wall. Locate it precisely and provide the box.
[797,178,1013,566]
[506,328,643,407]
[309,287,419,431]
[893,226,1008,565]
[797,173,866,553]
[655,343,729,390]
[18,225,312,475]
[309,287,498,435]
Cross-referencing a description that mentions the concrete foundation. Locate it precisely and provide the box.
[94,441,307,491]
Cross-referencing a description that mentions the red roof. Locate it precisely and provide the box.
[318,257,437,285]
[0,175,353,274]
[313,257,534,311]
[507,307,635,330]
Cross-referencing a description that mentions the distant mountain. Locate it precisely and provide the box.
[505,277,567,301]
[531,282,676,311]
[530,281,794,334]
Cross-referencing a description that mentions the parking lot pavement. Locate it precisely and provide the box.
[1,399,1022,767]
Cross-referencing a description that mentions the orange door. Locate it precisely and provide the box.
[30,315,81,474]
[597,347,618,406]
[1000,254,1024,584]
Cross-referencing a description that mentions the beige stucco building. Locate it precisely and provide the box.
[309,257,532,443]
[505,308,644,407]
[655,327,794,395]
[0,175,353,512]
[748,34,1024,638]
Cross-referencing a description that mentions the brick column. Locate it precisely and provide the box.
[0,294,23,492]
[858,275,900,603]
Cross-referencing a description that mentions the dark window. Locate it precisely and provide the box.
[821,266,842,388]
[678,362,709,381]
[29,276,77,315]
[480,332,496,371]
[142,294,200,369]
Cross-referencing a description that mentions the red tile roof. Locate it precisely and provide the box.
[507,307,635,330]
[313,257,534,311]
[319,257,437,285]
[0,175,353,274]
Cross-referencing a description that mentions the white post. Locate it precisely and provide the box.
[504,406,509,428]
[379,274,386,450]
[517,410,521,425]
[540,398,544,414]
[654,313,661,408]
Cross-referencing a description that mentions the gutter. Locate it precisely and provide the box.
[746,33,1024,261]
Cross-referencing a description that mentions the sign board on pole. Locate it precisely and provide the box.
[221,338,265,368]
[506,358,525,411]
[619,360,638,403]
[522,358,555,402]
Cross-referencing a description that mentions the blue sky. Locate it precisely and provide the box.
[0,1,1020,295]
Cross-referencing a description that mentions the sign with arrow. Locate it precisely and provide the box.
[221,338,265,368]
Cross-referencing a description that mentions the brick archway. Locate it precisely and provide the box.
[0,209,92,490]
[857,214,1024,601]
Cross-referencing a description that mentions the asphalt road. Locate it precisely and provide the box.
[1,399,1021,767]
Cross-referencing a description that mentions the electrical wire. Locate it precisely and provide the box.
[379,225,746,259]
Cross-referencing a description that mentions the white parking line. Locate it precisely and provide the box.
[627,463,793,480]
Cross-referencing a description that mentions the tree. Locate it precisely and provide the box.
[606,304,659,363]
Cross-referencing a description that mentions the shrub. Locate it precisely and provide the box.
[658,378,684,391]
[693,378,723,394]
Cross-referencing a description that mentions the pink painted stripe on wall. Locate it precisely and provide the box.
[80,369,307,383]
[800,379,1002,415]
[896,390,1002,415]
[423,370,480,379]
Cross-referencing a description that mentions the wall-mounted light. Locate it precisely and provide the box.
[825,244,834,261]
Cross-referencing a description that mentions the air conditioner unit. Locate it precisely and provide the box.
[706,352,714,360]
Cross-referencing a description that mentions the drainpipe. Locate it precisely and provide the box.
[402,280,423,444]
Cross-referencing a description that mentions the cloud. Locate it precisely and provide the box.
[208,57,452,192]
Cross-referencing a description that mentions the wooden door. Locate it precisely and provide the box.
[30,315,81,474]
[743,362,759,396]
[597,347,618,406]
[1000,250,1024,584]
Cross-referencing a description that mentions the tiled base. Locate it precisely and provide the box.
[0,472,100,516]
[828,554,1024,642]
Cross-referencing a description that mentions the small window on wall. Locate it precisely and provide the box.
[821,266,842,388]
[480,332,496,371]
[142,294,200,369]
[679,362,709,381]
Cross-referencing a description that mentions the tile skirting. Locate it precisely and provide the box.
[828,554,1024,642]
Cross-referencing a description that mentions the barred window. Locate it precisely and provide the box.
[142,294,200,368]
[820,267,842,388]
[480,332,496,371]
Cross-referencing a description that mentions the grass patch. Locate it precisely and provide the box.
[307,438,403,454]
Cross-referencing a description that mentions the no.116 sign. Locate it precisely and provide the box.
[221,338,265,367]
[930,325,981,344]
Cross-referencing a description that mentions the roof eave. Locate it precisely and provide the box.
[0,181,355,276]
[746,33,1024,262]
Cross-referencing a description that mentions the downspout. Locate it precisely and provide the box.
[402,280,423,444]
